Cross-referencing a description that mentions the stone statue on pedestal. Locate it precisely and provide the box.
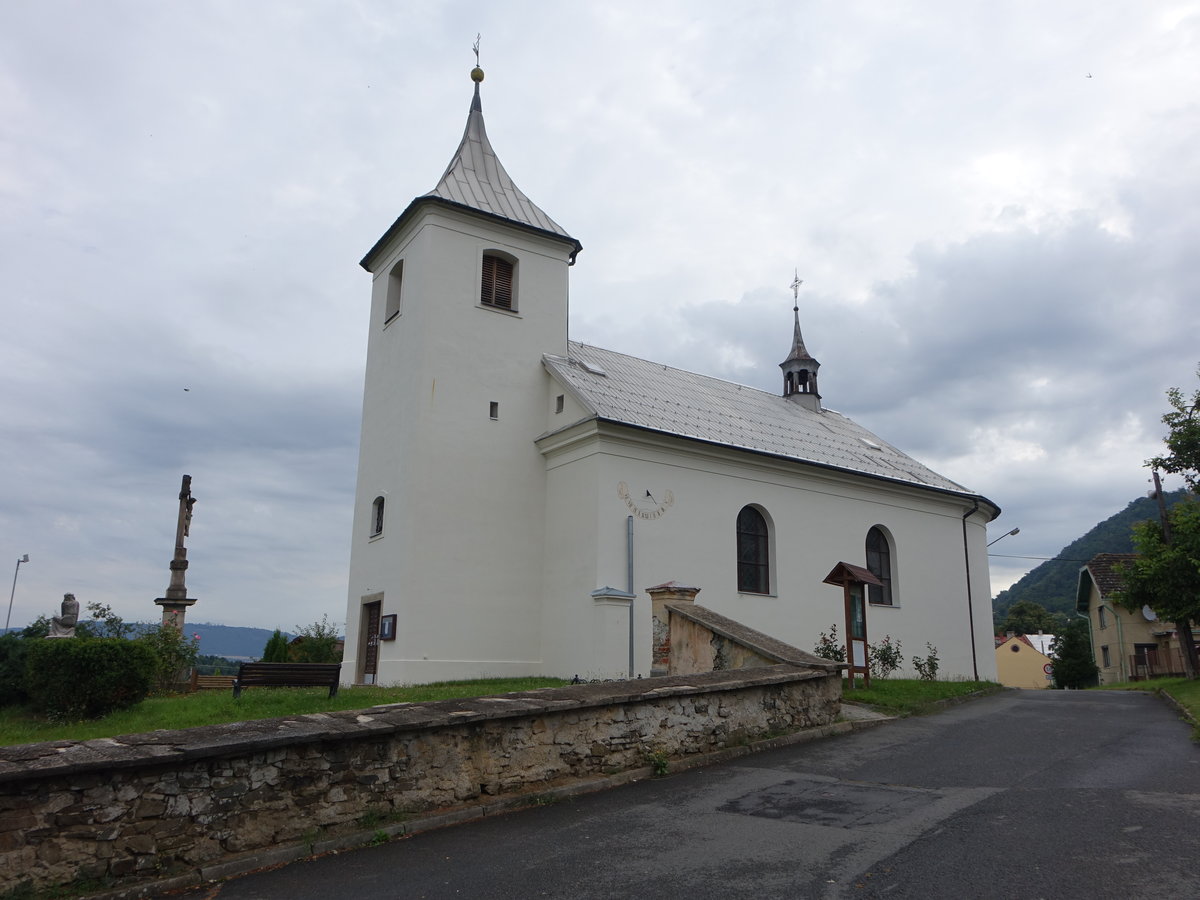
[47,593,79,638]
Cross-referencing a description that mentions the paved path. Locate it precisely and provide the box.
[170,690,1200,899]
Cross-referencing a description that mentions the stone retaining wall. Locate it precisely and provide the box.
[0,665,838,896]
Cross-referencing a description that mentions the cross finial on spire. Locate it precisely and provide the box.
[790,269,803,310]
[470,34,485,85]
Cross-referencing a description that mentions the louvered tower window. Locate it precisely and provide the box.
[481,253,514,310]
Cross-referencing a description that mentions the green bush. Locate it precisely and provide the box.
[912,643,941,681]
[292,615,342,664]
[25,639,155,719]
[0,635,32,708]
[813,624,846,662]
[868,635,903,679]
[136,625,199,694]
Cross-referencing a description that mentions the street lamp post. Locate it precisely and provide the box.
[988,527,1020,547]
[6,554,29,633]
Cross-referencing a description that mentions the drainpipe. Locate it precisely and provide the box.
[962,500,981,681]
[1100,603,1127,682]
[627,516,635,678]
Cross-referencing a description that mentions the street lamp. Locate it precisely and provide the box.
[6,554,29,633]
[987,527,1020,547]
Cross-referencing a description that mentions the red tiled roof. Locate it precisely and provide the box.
[1083,553,1139,598]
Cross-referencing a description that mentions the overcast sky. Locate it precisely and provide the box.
[2,1,1197,635]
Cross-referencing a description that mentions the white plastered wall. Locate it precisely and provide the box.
[344,205,574,685]
[539,423,998,681]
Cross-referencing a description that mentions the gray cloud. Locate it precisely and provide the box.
[2,1,1197,631]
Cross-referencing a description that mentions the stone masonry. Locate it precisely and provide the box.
[0,666,839,896]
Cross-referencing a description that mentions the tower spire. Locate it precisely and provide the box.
[780,270,821,410]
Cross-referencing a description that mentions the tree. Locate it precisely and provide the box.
[84,602,139,639]
[136,624,200,694]
[1147,365,1200,490]
[1121,369,1200,679]
[291,615,342,664]
[1000,600,1067,636]
[261,629,290,662]
[1049,619,1098,689]
[1117,498,1200,678]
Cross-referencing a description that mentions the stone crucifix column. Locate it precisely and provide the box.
[154,474,198,629]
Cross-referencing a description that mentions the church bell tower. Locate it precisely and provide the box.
[343,63,582,685]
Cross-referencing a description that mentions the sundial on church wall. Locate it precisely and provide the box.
[617,482,675,520]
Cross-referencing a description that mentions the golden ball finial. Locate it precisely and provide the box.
[471,66,484,83]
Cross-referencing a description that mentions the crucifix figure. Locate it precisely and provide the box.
[155,474,199,628]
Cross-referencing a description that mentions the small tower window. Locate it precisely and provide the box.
[481,253,515,310]
[384,259,403,324]
[489,401,499,420]
[371,496,385,537]
[555,394,564,414]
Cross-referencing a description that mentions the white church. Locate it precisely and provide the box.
[341,67,1001,686]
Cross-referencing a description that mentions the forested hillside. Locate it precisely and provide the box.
[992,488,1189,623]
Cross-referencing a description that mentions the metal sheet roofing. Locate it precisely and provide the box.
[361,81,581,271]
[544,341,981,498]
[426,85,573,240]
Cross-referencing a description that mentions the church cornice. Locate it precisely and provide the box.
[537,414,1000,520]
[361,196,582,272]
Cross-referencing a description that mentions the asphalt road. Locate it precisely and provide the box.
[169,690,1200,899]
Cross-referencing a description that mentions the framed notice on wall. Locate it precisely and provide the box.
[379,614,397,641]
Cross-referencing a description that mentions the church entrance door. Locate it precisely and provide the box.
[361,600,381,684]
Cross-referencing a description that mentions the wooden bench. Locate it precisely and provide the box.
[191,673,236,691]
[232,662,342,699]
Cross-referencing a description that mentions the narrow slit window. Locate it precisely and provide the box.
[384,259,403,324]
[489,401,499,420]
[371,496,385,537]
[555,394,564,414]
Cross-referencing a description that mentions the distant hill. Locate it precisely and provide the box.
[185,623,295,659]
[992,488,1189,624]
[1,621,294,660]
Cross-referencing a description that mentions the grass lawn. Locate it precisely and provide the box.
[0,677,568,747]
[1096,677,1200,732]
[841,678,1003,716]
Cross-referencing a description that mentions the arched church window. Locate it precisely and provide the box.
[371,496,385,537]
[866,526,893,605]
[481,252,515,310]
[736,505,770,594]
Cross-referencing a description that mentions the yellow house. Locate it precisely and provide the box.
[1075,552,1190,683]
[995,633,1055,689]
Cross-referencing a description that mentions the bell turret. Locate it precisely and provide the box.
[779,272,821,411]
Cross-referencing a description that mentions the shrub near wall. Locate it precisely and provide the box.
[0,666,840,896]
[25,639,155,719]
[0,636,32,709]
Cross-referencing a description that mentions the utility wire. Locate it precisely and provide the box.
[987,553,1090,562]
